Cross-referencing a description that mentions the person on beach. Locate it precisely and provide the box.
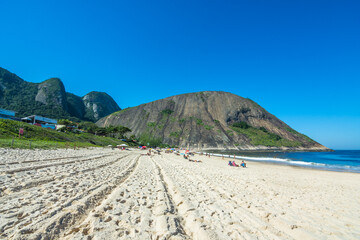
[228,161,232,166]
[241,160,247,168]
[232,161,239,167]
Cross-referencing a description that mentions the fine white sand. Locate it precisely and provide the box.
[0,148,359,239]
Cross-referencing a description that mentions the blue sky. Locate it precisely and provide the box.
[1,0,359,149]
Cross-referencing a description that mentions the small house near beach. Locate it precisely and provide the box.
[21,115,57,130]
[0,108,58,130]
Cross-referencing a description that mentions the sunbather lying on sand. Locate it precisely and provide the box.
[189,159,202,163]
[229,161,239,167]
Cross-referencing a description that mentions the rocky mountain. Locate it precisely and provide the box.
[83,92,121,122]
[0,67,120,121]
[35,78,68,110]
[97,91,329,151]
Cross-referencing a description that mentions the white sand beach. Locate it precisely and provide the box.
[1,148,359,239]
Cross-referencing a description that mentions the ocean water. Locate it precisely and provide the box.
[210,150,360,173]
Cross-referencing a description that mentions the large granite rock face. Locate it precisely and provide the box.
[97,91,330,151]
[82,92,121,122]
[0,67,120,121]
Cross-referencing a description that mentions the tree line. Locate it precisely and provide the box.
[58,119,131,139]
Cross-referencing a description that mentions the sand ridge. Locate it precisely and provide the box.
[1,148,360,239]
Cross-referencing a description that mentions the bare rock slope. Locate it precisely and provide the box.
[82,91,121,122]
[97,91,329,151]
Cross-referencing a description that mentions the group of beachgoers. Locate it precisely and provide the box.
[143,148,161,156]
[143,148,246,167]
[228,160,247,168]
[183,153,202,162]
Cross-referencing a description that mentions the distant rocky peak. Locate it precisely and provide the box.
[82,91,121,121]
[35,78,67,110]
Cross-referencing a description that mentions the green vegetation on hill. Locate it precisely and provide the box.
[0,76,68,119]
[66,93,86,120]
[0,68,72,119]
[204,125,214,130]
[138,133,163,147]
[232,121,251,129]
[0,119,127,149]
[0,67,120,122]
[58,120,132,139]
[161,109,174,115]
[138,132,175,148]
[170,131,180,138]
[230,122,303,147]
[286,127,315,143]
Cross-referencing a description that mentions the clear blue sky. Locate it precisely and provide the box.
[1,1,359,149]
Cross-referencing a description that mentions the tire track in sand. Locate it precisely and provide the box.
[152,155,221,240]
[158,154,290,239]
[3,154,129,195]
[150,155,189,240]
[63,155,190,240]
[2,153,115,174]
[4,154,139,240]
[0,152,116,166]
[155,155,291,239]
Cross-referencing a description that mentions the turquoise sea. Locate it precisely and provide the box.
[211,150,360,173]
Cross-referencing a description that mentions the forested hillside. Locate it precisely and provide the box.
[0,67,120,121]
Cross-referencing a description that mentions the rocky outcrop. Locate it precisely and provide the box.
[35,78,68,110]
[82,92,121,122]
[97,91,330,151]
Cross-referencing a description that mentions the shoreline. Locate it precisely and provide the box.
[206,149,334,153]
[199,146,334,152]
[200,150,360,174]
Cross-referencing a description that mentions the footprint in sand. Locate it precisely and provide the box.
[104,216,112,222]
